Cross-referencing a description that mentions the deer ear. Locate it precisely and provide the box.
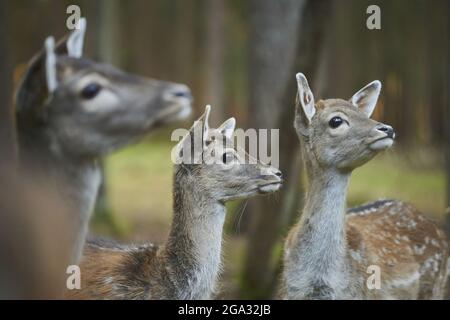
[14,31,78,115]
[217,117,236,139]
[184,105,210,138]
[45,37,58,93]
[175,105,211,164]
[200,105,211,148]
[350,80,381,117]
[295,73,316,124]
[66,18,86,58]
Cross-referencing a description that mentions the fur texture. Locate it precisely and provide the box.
[67,107,283,299]
[282,74,449,299]
[15,26,192,263]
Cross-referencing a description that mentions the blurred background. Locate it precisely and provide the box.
[0,0,449,299]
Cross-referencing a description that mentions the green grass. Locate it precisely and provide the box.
[348,151,445,221]
[98,140,446,238]
[94,140,445,299]
[100,137,175,242]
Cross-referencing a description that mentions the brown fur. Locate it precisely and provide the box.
[67,243,160,299]
[15,24,192,264]
[346,200,448,298]
[66,107,283,299]
[282,74,449,299]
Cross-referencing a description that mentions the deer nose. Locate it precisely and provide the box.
[167,85,192,100]
[377,125,395,139]
[274,170,283,179]
[260,166,283,181]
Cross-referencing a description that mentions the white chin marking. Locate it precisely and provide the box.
[369,138,393,151]
[168,102,192,122]
[259,183,281,193]
[175,104,192,120]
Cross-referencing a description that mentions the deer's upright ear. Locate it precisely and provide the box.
[14,31,75,115]
[295,73,315,135]
[175,105,211,164]
[295,73,315,122]
[66,18,86,58]
[200,105,211,148]
[14,49,47,115]
[350,80,381,117]
[217,117,236,139]
[186,105,210,146]
[14,21,88,114]
[14,37,59,116]
[45,37,58,93]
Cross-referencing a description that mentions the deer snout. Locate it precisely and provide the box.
[260,166,283,182]
[368,123,395,151]
[159,84,193,122]
[376,124,395,139]
[273,169,283,180]
[257,166,283,194]
[165,84,192,101]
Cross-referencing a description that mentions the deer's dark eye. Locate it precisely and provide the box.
[222,152,234,164]
[329,116,343,128]
[81,83,102,99]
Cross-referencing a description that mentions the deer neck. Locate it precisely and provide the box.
[288,160,351,296]
[301,167,349,260]
[163,168,226,299]
[17,125,101,263]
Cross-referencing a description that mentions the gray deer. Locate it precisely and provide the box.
[282,73,449,299]
[14,19,192,264]
[66,105,283,299]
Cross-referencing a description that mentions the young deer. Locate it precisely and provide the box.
[67,105,283,299]
[14,19,192,264]
[282,73,449,299]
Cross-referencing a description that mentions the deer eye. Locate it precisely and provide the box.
[222,152,234,164]
[81,83,102,99]
[329,116,343,128]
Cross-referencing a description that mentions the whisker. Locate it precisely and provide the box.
[234,200,248,236]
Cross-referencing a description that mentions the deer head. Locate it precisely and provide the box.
[174,105,283,203]
[15,18,192,159]
[294,73,394,172]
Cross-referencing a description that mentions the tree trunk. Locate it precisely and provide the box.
[91,0,125,236]
[239,0,306,299]
[0,0,17,167]
[444,0,450,238]
[94,0,122,65]
[205,0,226,127]
[240,0,334,299]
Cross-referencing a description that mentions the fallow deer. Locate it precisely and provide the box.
[14,18,193,264]
[67,105,283,299]
[282,73,449,299]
